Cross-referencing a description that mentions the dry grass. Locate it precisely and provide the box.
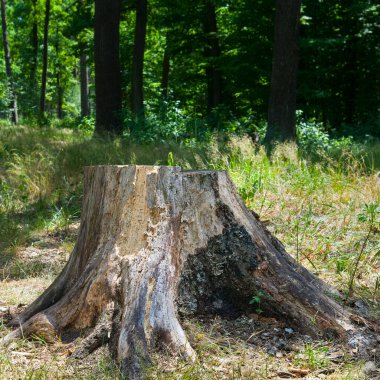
[0,126,379,378]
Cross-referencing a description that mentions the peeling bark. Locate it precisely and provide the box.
[1,166,376,379]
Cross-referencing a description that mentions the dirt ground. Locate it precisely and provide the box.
[0,225,379,379]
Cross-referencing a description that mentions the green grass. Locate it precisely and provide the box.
[0,124,379,378]
[1,125,379,301]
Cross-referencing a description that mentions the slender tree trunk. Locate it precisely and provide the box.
[1,166,377,379]
[94,0,122,135]
[131,0,147,118]
[29,0,38,116]
[344,48,357,125]
[39,0,51,120]
[1,0,18,124]
[56,73,63,119]
[79,0,90,118]
[80,53,90,117]
[161,48,170,98]
[30,0,38,82]
[204,0,223,112]
[55,30,63,120]
[265,0,301,144]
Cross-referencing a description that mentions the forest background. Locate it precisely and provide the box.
[1,0,379,141]
[0,0,379,378]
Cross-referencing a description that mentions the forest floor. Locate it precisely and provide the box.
[0,126,379,379]
[0,224,378,379]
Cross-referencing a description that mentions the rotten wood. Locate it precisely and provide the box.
[1,166,376,379]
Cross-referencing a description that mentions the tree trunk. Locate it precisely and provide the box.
[79,0,90,118]
[39,0,51,120]
[343,34,358,125]
[265,0,301,145]
[94,0,122,135]
[131,0,147,118]
[1,0,18,124]
[30,0,38,82]
[55,31,63,120]
[56,72,63,119]
[1,166,376,379]
[204,0,223,112]
[161,48,170,98]
[80,53,90,117]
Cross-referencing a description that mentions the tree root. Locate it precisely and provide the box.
[0,166,377,378]
[71,303,115,359]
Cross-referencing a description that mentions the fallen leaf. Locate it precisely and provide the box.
[288,367,310,376]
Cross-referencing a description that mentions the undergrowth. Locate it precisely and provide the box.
[0,125,379,301]
[0,124,379,378]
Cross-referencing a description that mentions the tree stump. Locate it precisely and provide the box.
[1,166,376,378]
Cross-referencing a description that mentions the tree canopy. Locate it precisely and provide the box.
[0,0,379,140]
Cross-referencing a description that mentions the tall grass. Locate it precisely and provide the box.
[0,125,379,304]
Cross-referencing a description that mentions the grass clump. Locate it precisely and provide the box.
[1,124,379,302]
[0,124,379,378]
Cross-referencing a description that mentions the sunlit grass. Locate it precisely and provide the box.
[1,125,379,300]
[0,125,379,378]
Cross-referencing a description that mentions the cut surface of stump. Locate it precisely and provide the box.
[1,165,377,378]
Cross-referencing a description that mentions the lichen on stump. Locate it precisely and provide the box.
[1,165,376,379]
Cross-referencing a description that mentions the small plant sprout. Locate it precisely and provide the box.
[167,151,175,167]
[249,290,271,315]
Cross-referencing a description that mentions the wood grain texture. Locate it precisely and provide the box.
[1,166,375,379]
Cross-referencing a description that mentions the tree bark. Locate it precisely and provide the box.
[1,0,18,124]
[204,0,223,113]
[79,0,90,118]
[94,0,122,135]
[265,0,301,145]
[131,0,147,118]
[56,73,63,119]
[30,0,38,83]
[1,166,376,379]
[80,53,90,117]
[39,0,51,120]
[55,29,63,120]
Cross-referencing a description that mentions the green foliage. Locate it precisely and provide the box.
[249,290,270,315]
[294,343,331,371]
[296,112,353,156]
[300,1,380,136]
[0,0,378,136]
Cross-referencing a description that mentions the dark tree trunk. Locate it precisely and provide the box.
[204,0,223,112]
[344,49,357,125]
[1,0,18,124]
[131,0,147,118]
[94,0,122,135]
[343,19,358,126]
[161,48,170,98]
[80,53,90,117]
[39,0,51,120]
[265,0,301,144]
[1,166,377,379]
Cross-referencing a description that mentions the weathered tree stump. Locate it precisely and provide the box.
[1,166,376,378]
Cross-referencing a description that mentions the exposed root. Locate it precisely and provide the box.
[1,313,57,347]
[71,303,115,359]
[1,166,377,379]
